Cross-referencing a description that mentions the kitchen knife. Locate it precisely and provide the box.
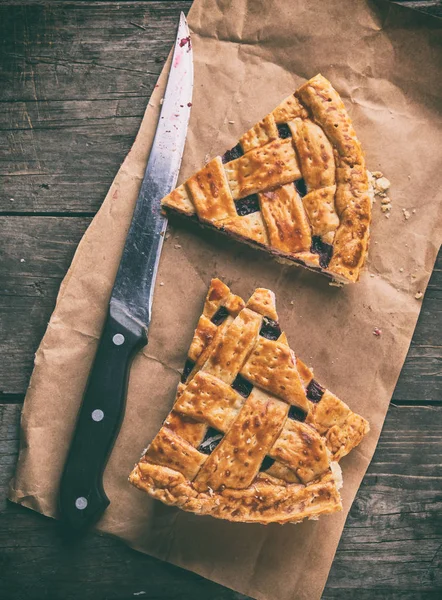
[59,12,193,531]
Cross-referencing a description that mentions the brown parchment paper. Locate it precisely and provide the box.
[9,1,442,598]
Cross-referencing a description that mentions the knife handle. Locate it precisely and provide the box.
[59,305,147,530]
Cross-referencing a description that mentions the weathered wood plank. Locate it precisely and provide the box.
[1,404,441,599]
[1,114,146,215]
[0,2,190,104]
[0,216,91,395]
[1,216,441,398]
[0,2,190,213]
[395,0,442,17]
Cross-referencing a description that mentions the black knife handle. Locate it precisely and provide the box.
[59,302,147,530]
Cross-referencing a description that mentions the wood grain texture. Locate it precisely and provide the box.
[1,1,441,599]
[395,0,442,17]
[1,403,441,599]
[0,2,191,214]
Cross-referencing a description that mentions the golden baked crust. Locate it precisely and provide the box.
[161,74,373,283]
[186,157,236,223]
[218,211,269,246]
[240,114,279,153]
[130,280,369,524]
[259,184,312,253]
[130,462,341,524]
[224,138,301,200]
[295,358,370,461]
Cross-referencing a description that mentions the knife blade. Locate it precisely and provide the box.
[59,12,193,531]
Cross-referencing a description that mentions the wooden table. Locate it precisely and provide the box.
[1,1,441,598]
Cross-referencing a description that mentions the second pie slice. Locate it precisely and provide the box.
[162,74,372,283]
[130,280,369,525]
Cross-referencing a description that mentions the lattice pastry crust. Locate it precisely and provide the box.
[130,280,369,524]
[161,74,371,283]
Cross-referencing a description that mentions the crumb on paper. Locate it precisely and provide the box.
[204,153,210,165]
[159,282,164,287]
[228,120,235,124]
[329,280,344,288]
[374,176,391,194]
[370,273,375,278]
[10,198,14,202]
[402,208,411,220]
[415,291,423,300]
[290,300,294,305]
[20,258,25,263]
[160,98,164,105]
[174,244,182,249]
[399,268,404,273]
[412,209,416,214]
[373,327,382,337]
[370,172,392,217]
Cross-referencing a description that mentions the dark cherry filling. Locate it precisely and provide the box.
[259,317,282,341]
[294,178,307,198]
[260,456,276,472]
[277,123,291,139]
[222,143,243,164]
[199,427,223,455]
[231,374,253,398]
[181,358,195,383]
[211,305,229,325]
[311,235,333,268]
[306,379,325,403]
[288,405,307,422]
[235,194,260,216]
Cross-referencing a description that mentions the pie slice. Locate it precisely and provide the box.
[130,280,369,524]
[161,74,371,283]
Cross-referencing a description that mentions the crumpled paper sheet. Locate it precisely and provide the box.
[9,1,442,599]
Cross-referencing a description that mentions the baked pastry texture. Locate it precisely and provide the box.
[130,279,369,524]
[161,74,371,283]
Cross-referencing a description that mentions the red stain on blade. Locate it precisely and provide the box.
[174,53,182,68]
[179,36,192,51]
